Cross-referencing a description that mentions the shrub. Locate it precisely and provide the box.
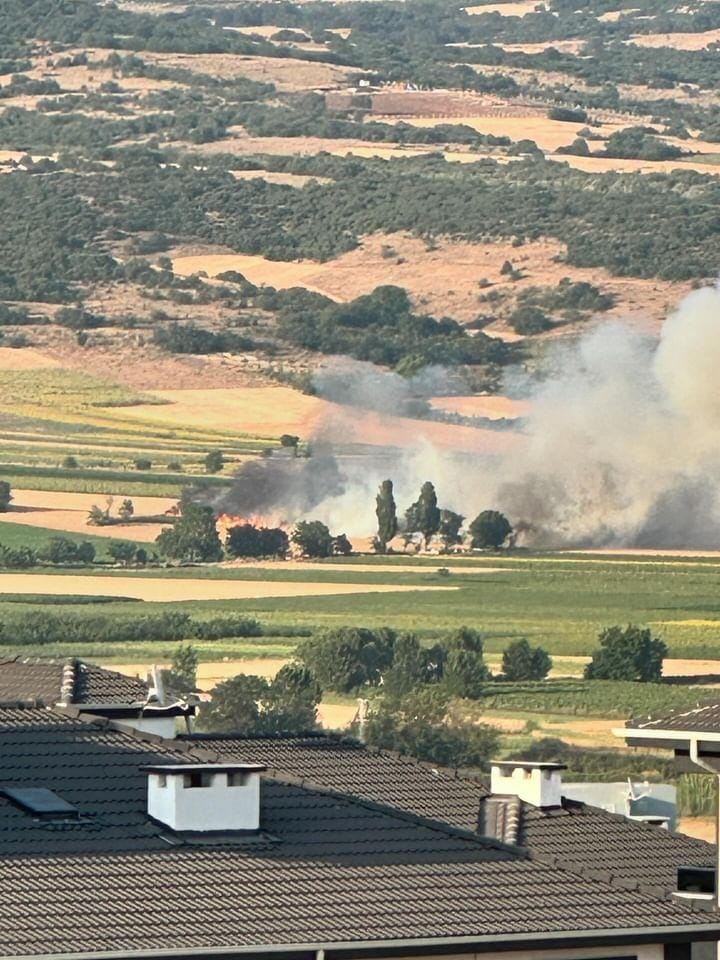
[469,510,512,549]
[501,639,552,681]
[134,458,152,471]
[585,624,667,683]
[226,523,289,559]
[292,519,333,558]
[0,481,11,512]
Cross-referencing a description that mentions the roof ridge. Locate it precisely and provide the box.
[184,732,490,787]
[59,658,78,706]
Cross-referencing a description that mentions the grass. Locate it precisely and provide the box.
[0,519,144,558]
[0,463,232,497]
[1,553,720,660]
[475,679,715,720]
[57,553,719,658]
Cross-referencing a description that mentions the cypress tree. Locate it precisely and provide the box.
[375,479,398,551]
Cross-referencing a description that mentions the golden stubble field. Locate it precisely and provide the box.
[123,384,519,453]
[0,490,178,542]
[0,572,456,603]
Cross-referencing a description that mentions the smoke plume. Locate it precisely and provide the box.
[219,286,720,549]
[494,286,720,547]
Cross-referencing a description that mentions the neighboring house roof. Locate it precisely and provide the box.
[187,733,715,894]
[186,732,488,830]
[0,656,149,705]
[0,707,717,958]
[633,702,720,734]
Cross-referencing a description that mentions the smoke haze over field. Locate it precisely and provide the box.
[496,286,720,547]
[219,287,720,549]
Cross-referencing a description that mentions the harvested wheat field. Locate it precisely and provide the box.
[123,385,519,454]
[550,153,720,177]
[0,573,455,603]
[430,395,530,419]
[498,39,587,54]
[628,28,720,50]
[0,347,61,370]
[381,115,618,154]
[465,1,543,15]
[0,489,178,543]
[126,386,327,438]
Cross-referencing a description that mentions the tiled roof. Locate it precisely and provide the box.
[633,702,720,734]
[0,656,148,705]
[191,733,715,895]
[0,708,717,957]
[517,800,715,891]
[185,733,488,830]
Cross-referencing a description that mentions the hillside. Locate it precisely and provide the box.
[0,0,717,536]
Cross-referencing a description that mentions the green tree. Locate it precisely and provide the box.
[405,481,441,548]
[163,643,198,698]
[375,479,398,552]
[382,633,445,698]
[331,533,353,556]
[107,540,138,566]
[40,536,94,565]
[443,627,491,699]
[226,524,289,559]
[501,639,553,681]
[280,434,299,450]
[118,498,134,521]
[439,509,464,551]
[198,674,269,732]
[263,662,322,733]
[299,626,396,693]
[585,624,666,683]
[204,449,224,473]
[0,481,12,512]
[469,510,512,549]
[366,687,499,768]
[291,519,333,558]
[156,503,223,562]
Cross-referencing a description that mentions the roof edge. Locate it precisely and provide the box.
[5,922,720,960]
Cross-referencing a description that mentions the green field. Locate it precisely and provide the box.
[0,553,718,660]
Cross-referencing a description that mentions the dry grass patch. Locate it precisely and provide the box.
[550,153,720,177]
[230,169,332,187]
[465,1,543,15]
[139,51,355,91]
[677,818,715,842]
[0,348,61,371]
[0,572,456,602]
[430,395,530,420]
[381,114,619,153]
[628,28,720,50]
[174,232,690,332]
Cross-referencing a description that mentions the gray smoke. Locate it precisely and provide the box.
[492,285,720,548]
[218,286,720,548]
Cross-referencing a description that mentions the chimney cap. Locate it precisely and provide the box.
[491,760,567,771]
[142,763,266,775]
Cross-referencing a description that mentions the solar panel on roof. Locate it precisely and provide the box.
[1,786,78,820]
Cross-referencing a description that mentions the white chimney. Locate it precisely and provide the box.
[143,763,266,832]
[490,761,566,808]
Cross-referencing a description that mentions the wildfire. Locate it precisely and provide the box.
[216,513,290,539]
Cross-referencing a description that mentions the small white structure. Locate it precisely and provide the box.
[143,763,266,833]
[490,760,566,809]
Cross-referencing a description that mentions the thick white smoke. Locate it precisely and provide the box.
[493,286,720,547]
